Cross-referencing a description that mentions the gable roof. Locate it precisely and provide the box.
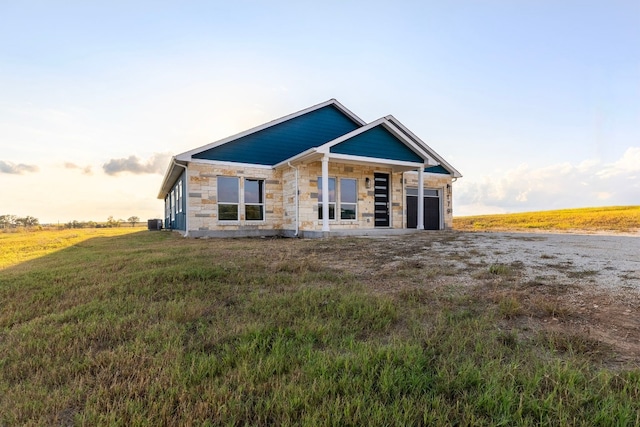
[385,116,462,178]
[329,123,424,163]
[159,99,461,198]
[273,117,440,170]
[176,99,365,166]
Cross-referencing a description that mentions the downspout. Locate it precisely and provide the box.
[172,159,189,237]
[288,162,299,237]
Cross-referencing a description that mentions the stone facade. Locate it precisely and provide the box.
[182,160,453,237]
[185,163,283,237]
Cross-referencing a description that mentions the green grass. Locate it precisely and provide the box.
[1,230,639,425]
[454,205,640,232]
[0,227,144,270]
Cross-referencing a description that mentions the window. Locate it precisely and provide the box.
[317,177,336,220]
[176,180,183,213]
[407,188,439,197]
[217,176,239,220]
[170,189,175,221]
[340,178,357,220]
[244,179,264,221]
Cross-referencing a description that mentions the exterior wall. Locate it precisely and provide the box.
[404,171,454,229]
[185,162,283,237]
[294,161,394,231]
[181,160,454,237]
[164,171,186,231]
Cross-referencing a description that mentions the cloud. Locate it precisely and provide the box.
[64,162,93,175]
[0,160,39,174]
[103,152,171,176]
[454,147,640,216]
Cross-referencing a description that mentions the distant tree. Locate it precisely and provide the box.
[127,216,140,227]
[107,216,120,228]
[15,216,39,228]
[0,214,17,229]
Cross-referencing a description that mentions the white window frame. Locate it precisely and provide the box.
[176,180,183,214]
[317,176,336,220]
[170,189,176,221]
[217,176,240,221]
[339,178,358,220]
[244,178,265,222]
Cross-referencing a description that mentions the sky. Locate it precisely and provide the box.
[1,1,639,223]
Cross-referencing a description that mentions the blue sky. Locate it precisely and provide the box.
[1,1,638,223]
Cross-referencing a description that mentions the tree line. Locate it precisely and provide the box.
[0,215,141,229]
[0,215,39,228]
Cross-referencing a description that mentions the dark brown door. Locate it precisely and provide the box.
[406,191,441,230]
[424,197,440,230]
[407,195,418,228]
[374,173,390,227]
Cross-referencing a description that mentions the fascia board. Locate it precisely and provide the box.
[328,153,424,168]
[385,115,463,178]
[329,99,367,126]
[157,157,185,199]
[176,99,365,161]
[188,158,273,169]
[382,121,438,165]
[273,147,320,169]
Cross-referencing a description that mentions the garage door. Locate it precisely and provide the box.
[406,188,441,230]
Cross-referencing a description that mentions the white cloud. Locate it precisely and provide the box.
[103,152,171,176]
[0,160,39,174]
[64,162,93,175]
[454,146,640,215]
[597,147,640,178]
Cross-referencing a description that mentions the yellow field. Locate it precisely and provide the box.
[0,227,145,270]
[454,205,640,233]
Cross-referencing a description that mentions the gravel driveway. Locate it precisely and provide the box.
[431,231,640,292]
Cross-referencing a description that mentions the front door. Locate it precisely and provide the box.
[374,173,390,227]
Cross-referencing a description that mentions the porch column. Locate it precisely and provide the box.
[321,155,330,232]
[417,166,425,230]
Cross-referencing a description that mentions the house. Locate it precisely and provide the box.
[157,99,462,238]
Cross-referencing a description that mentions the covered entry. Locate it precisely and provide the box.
[406,188,441,230]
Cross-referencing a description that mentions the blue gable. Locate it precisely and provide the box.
[192,105,361,165]
[425,165,450,174]
[330,125,424,163]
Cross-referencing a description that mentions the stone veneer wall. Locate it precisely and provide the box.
[292,161,384,232]
[184,161,454,236]
[185,162,283,236]
[404,171,454,229]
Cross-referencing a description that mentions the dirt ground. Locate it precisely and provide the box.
[306,231,640,368]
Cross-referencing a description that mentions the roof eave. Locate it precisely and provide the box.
[157,158,187,199]
[273,147,321,169]
[385,116,463,178]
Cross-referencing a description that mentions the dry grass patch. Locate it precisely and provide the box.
[454,205,640,233]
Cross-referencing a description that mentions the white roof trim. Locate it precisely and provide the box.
[188,158,273,169]
[175,99,366,161]
[327,153,424,168]
[385,115,463,178]
[158,157,187,199]
[272,147,320,168]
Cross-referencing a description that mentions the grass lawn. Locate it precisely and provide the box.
[454,205,640,233]
[1,228,639,425]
